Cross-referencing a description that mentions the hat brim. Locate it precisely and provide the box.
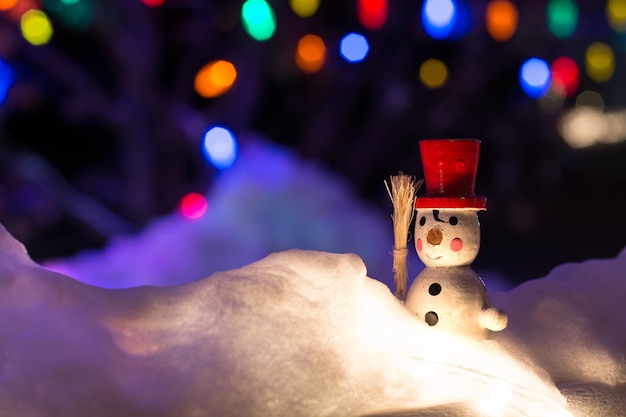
[415,196,487,210]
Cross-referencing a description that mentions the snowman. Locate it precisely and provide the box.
[405,139,508,340]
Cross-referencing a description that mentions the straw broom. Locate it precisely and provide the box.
[385,173,421,301]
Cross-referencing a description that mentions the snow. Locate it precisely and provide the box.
[3,139,626,416]
[43,139,404,290]
[3,224,626,416]
[492,254,626,386]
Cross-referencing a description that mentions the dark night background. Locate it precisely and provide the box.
[0,0,625,285]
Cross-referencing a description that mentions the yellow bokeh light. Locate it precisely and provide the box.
[585,42,615,83]
[21,9,53,46]
[485,0,518,42]
[295,34,326,73]
[0,0,18,11]
[607,0,626,32]
[289,0,320,18]
[419,59,448,89]
[194,60,237,98]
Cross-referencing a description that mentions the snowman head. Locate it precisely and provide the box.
[414,209,481,267]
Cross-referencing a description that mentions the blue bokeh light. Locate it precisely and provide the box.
[422,0,457,40]
[202,126,238,170]
[519,57,551,99]
[448,0,471,39]
[339,32,369,63]
[0,57,14,105]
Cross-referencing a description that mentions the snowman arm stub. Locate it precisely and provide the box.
[480,306,508,332]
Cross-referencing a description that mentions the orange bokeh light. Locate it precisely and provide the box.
[295,34,326,73]
[194,60,237,98]
[485,0,518,41]
[0,0,17,11]
[3,0,37,22]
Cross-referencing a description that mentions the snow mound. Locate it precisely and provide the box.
[492,248,626,416]
[493,248,626,386]
[1,222,571,417]
[43,140,401,289]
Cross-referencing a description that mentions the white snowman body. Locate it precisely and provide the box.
[405,208,507,340]
[405,209,506,339]
[404,138,507,340]
[405,266,493,339]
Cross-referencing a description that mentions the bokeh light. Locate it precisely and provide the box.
[43,0,92,30]
[202,126,238,170]
[607,0,626,32]
[559,105,626,148]
[21,9,54,46]
[419,58,449,89]
[576,89,604,110]
[3,0,38,22]
[178,192,208,220]
[194,60,237,98]
[550,56,579,97]
[295,34,326,73]
[519,57,551,99]
[339,32,369,63]
[357,0,388,31]
[485,0,518,41]
[241,0,276,41]
[141,0,165,7]
[289,0,320,17]
[448,0,471,39]
[421,0,457,40]
[0,0,17,11]
[585,42,615,82]
[0,57,14,105]
[547,0,578,38]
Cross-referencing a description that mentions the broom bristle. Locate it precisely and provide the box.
[385,173,421,300]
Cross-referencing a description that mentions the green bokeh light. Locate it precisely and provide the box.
[43,0,92,31]
[547,0,578,38]
[241,0,276,41]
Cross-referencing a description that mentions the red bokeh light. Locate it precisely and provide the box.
[357,0,388,31]
[141,0,165,7]
[551,56,579,97]
[178,192,208,220]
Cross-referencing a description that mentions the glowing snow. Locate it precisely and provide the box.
[2,220,626,416]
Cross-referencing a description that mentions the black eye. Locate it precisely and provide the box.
[419,216,426,226]
[449,216,458,226]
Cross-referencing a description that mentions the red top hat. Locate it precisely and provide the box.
[415,138,487,210]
